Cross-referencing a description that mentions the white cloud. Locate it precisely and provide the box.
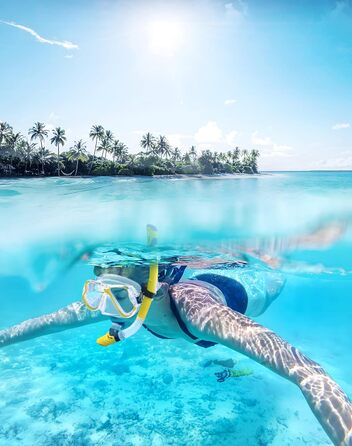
[64,54,74,59]
[332,122,350,130]
[194,121,238,148]
[251,131,293,157]
[251,131,272,146]
[48,112,59,121]
[195,121,223,145]
[167,133,191,148]
[224,99,236,106]
[45,112,60,136]
[225,1,248,18]
[45,124,55,133]
[132,130,146,136]
[1,20,78,50]
[331,0,350,17]
[225,130,238,146]
[131,130,191,149]
[316,151,352,169]
[265,144,293,158]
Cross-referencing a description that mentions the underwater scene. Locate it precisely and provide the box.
[0,171,352,446]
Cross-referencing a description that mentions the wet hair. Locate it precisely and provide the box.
[93,263,187,284]
[158,264,187,284]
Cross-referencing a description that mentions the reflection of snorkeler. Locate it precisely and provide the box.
[204,219,349,271]
[1,260,351,445]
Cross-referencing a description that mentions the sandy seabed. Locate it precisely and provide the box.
[0,322,342,446]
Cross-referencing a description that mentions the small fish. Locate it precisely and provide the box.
[215,368,253,382]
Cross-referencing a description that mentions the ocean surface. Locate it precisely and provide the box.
[0,172,351,446]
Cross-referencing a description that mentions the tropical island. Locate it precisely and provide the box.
[0,121,260,177]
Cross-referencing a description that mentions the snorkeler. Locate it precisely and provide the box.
[1,256,351,446]
[1,223,351,445]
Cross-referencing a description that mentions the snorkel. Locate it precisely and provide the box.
[83,224,159,347]
[110,260,158,342]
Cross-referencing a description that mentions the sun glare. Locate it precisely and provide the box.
[147,20,184,54]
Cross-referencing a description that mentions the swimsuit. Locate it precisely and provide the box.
[144,273,248,348]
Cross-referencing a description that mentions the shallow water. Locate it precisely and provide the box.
[0,172,351,445]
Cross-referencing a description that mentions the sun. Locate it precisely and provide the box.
[147,19,184,54]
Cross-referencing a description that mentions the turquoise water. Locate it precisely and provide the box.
[0,172,351,445]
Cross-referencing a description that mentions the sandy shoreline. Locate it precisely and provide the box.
[0,172,268,181]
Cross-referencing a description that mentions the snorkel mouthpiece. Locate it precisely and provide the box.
[94,224,159,347]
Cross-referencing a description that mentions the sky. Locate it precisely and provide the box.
[0,0,352,170]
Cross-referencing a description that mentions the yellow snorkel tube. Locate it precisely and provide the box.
[96,224,159,346]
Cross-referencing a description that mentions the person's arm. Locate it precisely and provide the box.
[170,283,352,446]
[0,302,106,348]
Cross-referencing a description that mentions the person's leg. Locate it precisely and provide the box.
[241,271,286,317]
[191,271,286,317]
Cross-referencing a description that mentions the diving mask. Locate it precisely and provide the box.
[82,274,141,319]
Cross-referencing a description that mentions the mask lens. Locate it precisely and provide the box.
[108,285,138,314]
[82,280,105,310]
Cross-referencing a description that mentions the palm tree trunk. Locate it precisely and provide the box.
[75,159,79,176]
[57,144,60,176]
[9,144,14,170]
[89,139,98,174]
[40,141,44,175]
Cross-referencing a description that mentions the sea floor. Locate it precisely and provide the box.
[1,321,348,446]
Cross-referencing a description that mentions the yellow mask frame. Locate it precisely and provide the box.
[82,280,139,319]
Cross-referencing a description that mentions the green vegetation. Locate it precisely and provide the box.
[0,121,260,177]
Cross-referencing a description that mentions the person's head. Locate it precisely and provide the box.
[94,265,150,285]
[93,262,184,286]
[86,267,145,320]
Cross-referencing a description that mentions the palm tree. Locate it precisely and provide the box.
[189,145,197,162]
[140,132,156,154]
[172,147,182,162]
[104,130,114,159]
[119,143,129,163]
[10,132,23,146]
[111,140,119,162]
[228,147,240,172]
[28,122,48,153]
[156,135,171,158]
[250,149,260,173]
[240,149,251,173]
[7,132,23,168]
[50,127,66,176]
[183,152,191,164]
[127,154,139,170]
[105,130,114,142]
[68,140,88,176]
[112,140,129,163]
[0,122,13,148]
[97,137,111,160]
[37,148,55,175]
[23,142,37,171]
[89,124,105,172]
